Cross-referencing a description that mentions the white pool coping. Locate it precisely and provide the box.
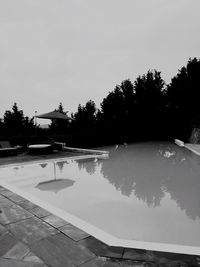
[0,153,109,169]
[64,146,109,155]
[28,144,52,149]
[184,144,200,156]
[174,138,200,157]
[1,153,200,256]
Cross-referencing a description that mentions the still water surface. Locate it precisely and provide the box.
[1,142,200,247]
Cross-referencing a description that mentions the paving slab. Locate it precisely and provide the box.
[42,214,69,228]
[0,197,15,208]
[123,248,200,267]
[79,237,124,259]
[0,233,29,260]
[0,190,25,204]
[28,206,52,218]
[0,204,33,225]
[0,189,14,197]
[0,194,6,200]
[123,248,150,261]
[79,257,154,267]
[0,257,45,267]
[6,193,27,204]
[0,224,8,236]
[152,251,199,266]
[29,233,96,267]
[8,216,59,245]
[18,200,39,211]
[23,252,44,264]
[59,223,90,241]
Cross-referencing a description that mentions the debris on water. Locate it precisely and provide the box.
[163,151,175,158]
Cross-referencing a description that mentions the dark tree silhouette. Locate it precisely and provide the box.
[71,100,96,131]
[166,57,200,140]
[3,103,35,136]
[100,79,135,143]
[133,70,166,140]
[0,118,5,134]
[1,57,200,147]
[100,72,165,142]
[102,80,135,122]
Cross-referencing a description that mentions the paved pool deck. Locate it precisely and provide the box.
[0,151,200,267]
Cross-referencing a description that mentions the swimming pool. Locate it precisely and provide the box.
[1,142,200,255]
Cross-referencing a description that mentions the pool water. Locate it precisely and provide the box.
[1,142,200,253]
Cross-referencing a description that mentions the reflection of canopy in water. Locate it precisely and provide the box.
[98,143,200,213]
[77,158,98,175]
[40,163,48,168]
[36,178,75,193]
[39,161,68,179]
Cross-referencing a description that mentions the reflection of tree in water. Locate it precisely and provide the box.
[77,143,200,219]
[163,149,200,220]
[56,161,68,173]
[100,143,170,206]
[133,181,165,207]
[76,158,99,175]
[99,149,135,197]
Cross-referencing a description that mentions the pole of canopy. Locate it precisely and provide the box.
[53,162,57,180]
[34,111,38,136]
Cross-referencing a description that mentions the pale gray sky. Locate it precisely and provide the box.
[0,0,200,118]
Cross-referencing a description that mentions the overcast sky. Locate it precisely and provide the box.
[0,0,200,119]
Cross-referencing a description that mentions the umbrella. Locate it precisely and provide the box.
[36,178,75,193]
[35,110,73,120]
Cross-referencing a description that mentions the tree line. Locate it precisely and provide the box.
[1,57,200,147]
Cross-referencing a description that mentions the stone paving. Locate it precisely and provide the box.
[0,186,200,267]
